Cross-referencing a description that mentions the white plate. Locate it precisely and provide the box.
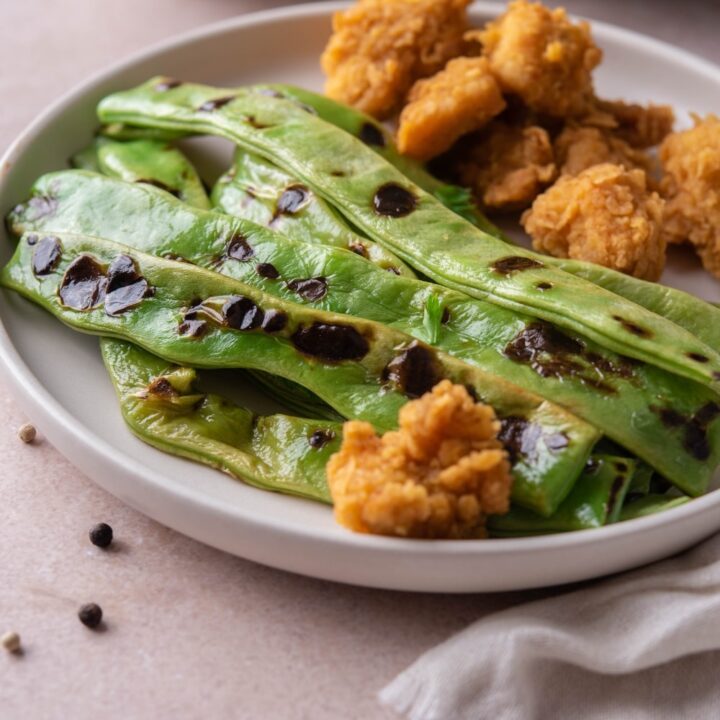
[1,2,719,593]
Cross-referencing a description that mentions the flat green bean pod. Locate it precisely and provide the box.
[619,494,690,521]
[488,455,634,535]
[11,171,719,497]
[2,231,599,515]
[103,338,338,502]
[265,83,720,352]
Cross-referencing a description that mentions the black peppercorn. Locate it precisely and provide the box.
[78,603,103,629]
[89,523,113,548]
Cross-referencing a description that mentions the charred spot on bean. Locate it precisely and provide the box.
[198,96,236,112]
[58,255,107,311]
[261,309,288,333]
[277,185,310,215]
[309,429,336,449]
[373,184,417,218]
[178,318,208,339]
[26,194,58,221]
[348,242,368,258]
[441,307,451,325]
[331,170,346,178]
[386,266,401,275]
[287,277,328,301]
[154,79,182,91]
[606,475,627,515]
[498,416,568,463]
[135,178,181,199]
[651,402,720,461]
[491,256,544,275]
[382,341,443,399]
[614,461,629,473]
[32,236,62,276]
[147,377,176,397]
[611,315,652,338]
[162,252,189,263]
[585,457,600,474]
[536,282,553,291]
[544,433,569,451]
[687,352,710,363]
[359,122,386,147]
[256,262,280,279]
[222,295,264,331]
[292,322,369,362]
[26,234,38,246]
[226,235,254,261]
[245,115,272,130]
[105,254,151,316]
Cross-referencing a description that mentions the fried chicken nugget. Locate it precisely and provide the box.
[454,121,557,210]
[522,163,666,281]
[326,381,512,539]
[321,0,471,120]
[584,99,675,149]
[660,115,720,277]
[555,125,652,176]
[396,57,506,160]
[474,0,602,117]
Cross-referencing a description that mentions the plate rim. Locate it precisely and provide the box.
[2,1,720,568]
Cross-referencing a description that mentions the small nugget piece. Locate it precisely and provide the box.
[555,125,652,176]
[326,380,512,539]
[475,0,602,117]
[585,99,675,149]
[523,163,666,281]
[660,115,720,276]
[321,0,471,119]
[397,57,506,160]
[455,122,556,210]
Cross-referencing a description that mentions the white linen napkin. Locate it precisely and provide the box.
[379,533,720,720]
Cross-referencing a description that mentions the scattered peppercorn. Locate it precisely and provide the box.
[17,423,36,444]
[78,603,103,629]
[1,631,21,654]
[89,523,114,548]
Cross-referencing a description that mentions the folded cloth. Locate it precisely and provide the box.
[379,533,720,720]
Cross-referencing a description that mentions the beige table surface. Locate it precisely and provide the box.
[1,2,718,719]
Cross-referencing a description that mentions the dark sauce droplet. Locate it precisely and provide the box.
[382,341,443,398]
[287,277,327,301]
[32,236,62,276]
[155,79,182,91]
[309,429,336,449]
[58,255,107,311]
[261,309,288,333]
[197,96,235,112]
[687,352,710,363]
[105,254,151,316]
[256,263,280,279]
[359,122,386,147]
[612,315,653,339]
[226,235,254,261]
[292,323,369,362]
[491,256,544,274]
[222,295,264,331]
[277,185,310,215]
[136,178,181,199]
[536,282,553,291]
[373,183,416,218]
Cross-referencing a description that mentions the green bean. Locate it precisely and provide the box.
[619,494,690,521]
[266,83,720,351]
[2,231,598,515]
[488,455,634,535]
[103,338,338,501]
[97,79,720,390]
[12,170,718,497]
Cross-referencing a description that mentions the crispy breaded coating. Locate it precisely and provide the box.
[321,0,471,120]
[522,163,666,281]
[454,122,557,210]
[474,0,601,117]
[396,57,506,160]
[584,99,675,148]
[660,115,720,276]
[555,125,652,176]
[326,380,512,539]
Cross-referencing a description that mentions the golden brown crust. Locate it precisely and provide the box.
[522,163,666,281]
[396,57,506,160]
[326,381,512,539]
[454,122,557,211]
[475,0,601,117]
[321,0,471,119]
[584,99,675,149]
[554,125,652,176]
[659,115,720,276]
